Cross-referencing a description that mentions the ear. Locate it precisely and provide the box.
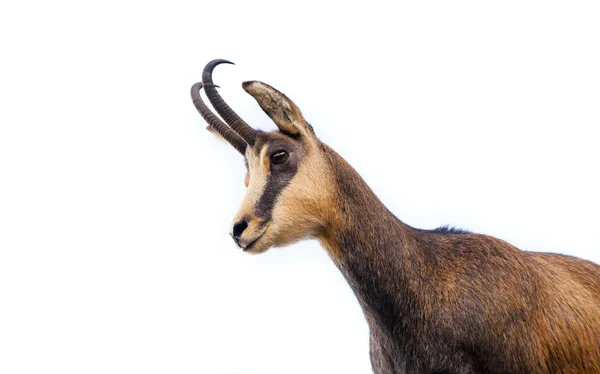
[242,81,314,137]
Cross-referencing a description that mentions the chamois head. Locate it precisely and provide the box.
[191,60,334,254]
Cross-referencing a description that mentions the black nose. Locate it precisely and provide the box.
[232,220,248,242]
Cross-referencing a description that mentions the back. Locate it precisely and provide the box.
[416,231,600,372]
[526,251,600,372]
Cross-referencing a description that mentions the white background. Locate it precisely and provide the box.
[1,1,599,373]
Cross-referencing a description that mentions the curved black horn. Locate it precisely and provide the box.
[191,82,247,155]
[202,59,257,145]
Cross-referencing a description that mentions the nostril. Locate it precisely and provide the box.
[232,220,248,240]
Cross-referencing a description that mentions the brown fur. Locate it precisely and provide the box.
[315,145,600,373]
[199,74,600,373]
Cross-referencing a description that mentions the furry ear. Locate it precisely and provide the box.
[242,81,313,137]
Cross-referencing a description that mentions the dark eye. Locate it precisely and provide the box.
[271,150,289,165]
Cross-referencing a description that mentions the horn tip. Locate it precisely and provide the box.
[207,59,235,67]
[190,82,203,98]
[203,59,235,80]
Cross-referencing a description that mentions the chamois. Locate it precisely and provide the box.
[191,59,600,373]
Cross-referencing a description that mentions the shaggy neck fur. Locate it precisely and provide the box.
[317,144,418,320]
[317,145,435,371]
[315,144,600,373]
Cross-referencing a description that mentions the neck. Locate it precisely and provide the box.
[317,145,425,334]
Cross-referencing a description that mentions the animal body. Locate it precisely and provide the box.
[191,59,600,373]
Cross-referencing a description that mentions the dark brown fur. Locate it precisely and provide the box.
[317,144,600,374]
[194,64,600,373]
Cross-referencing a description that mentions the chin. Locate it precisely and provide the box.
[243,245,270,255]
[241,236,272,254]
[242,235,304,255]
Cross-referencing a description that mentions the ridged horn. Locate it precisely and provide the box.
[202,59,257,145]
[191,82,247,155]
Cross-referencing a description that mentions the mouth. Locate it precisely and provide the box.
[240,223,269,252]
[242,237,259,251]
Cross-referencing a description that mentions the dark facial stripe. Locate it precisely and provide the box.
[254,158,298,223]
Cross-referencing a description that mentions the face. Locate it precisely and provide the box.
[192,67,333,254]
[231,130,333,254]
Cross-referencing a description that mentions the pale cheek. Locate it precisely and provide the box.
[270,204,312,242]
[244,173,249,188]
